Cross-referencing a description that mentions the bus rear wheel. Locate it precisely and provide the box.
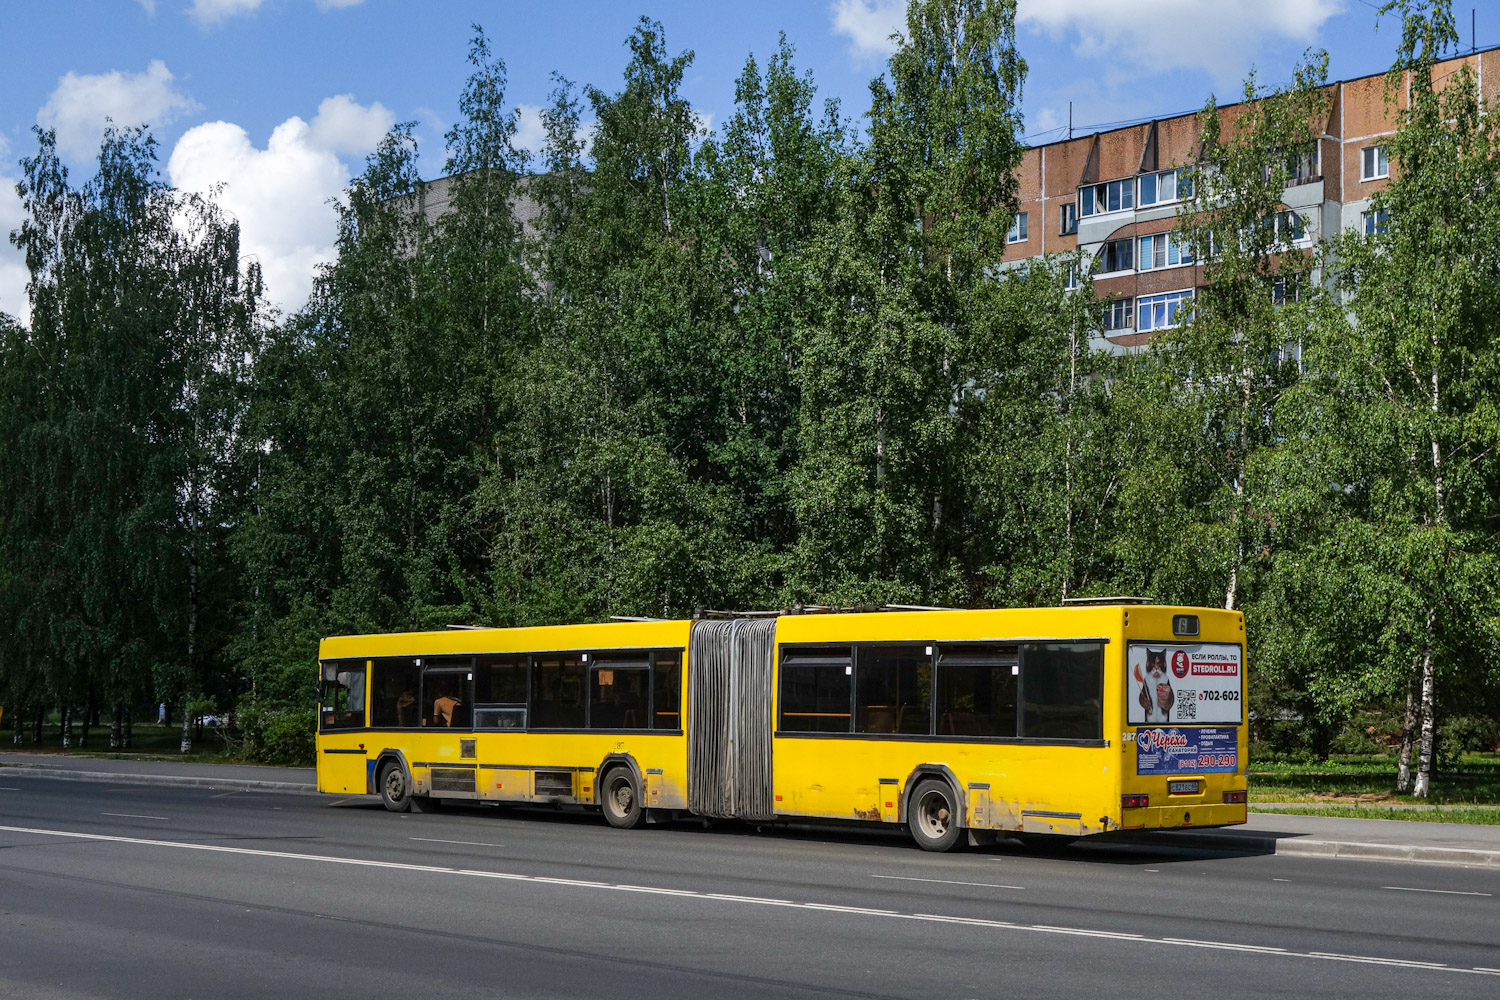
[600,767,646,830]
[379,760,412,813]
[908,779,963,852]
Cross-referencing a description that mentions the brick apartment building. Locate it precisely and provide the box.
[1001,46,1500,351]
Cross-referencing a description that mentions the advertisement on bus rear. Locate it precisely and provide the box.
[1135,725,1239,774]
[1127,642,1242,725]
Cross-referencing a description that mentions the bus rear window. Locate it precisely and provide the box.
[1022,642,1103,740]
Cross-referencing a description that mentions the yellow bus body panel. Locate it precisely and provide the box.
[314,606,1248,836]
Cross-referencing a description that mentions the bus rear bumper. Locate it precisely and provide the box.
[1120,803,1248,830]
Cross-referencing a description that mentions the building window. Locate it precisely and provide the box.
[1272,271,1303,306]
[1362,144,1389,180]
[1274,210,1307,243]
[1064,263,1081,290]
[1006,212,1029,243]
[1104,297,1133,331]
[1362,207,1388,235]
[1060,201,1078,235]
[1098,237,1134,273]
[1137,289,1194,332]
[1078,178,1134,217]
[1138,168,1187,207]
[1285,147,1319,184]
[1138,232,1194,270]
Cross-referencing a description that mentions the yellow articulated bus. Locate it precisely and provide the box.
[315,601,1248,851]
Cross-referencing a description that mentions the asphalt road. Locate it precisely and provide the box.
[0,781,1497,999]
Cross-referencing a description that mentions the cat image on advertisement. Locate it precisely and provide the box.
[1134,648,1175,723]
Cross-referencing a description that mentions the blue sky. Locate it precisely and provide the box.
[1,0,1489,320]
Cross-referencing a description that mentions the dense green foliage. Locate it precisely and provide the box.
[0,1,1495,788]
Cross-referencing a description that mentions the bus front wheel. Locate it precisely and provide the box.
[379,760,412,813]
[600,767,646,830]
[908,779,963,852]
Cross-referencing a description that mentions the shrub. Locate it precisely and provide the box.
[236,700,316,766]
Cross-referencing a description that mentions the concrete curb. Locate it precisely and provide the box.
[1132,830,1500,868]
[0,765,318,796]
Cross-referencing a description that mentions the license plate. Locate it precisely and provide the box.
[1169,780,1202,795]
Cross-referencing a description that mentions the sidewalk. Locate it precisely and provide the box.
[1133,811,1500,867]
[0,752,316,795]
[3,752,1499,867]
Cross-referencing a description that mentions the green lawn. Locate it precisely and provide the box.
[1249,753,1500,808]
[1251,804,1500,825]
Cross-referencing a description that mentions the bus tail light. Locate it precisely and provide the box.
[1122,794,1149,809]
[1223,790,1247,804]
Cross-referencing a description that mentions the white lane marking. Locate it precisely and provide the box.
[210,791,241,799]
[1143,869,1160,873]
[1382,886,1492,897]
[100,813,169,821]
[410,837,505,849]
[873,874,1025,890]
[0,823,1494,978]
[1273,878,1291,882]
[0,787,19,791]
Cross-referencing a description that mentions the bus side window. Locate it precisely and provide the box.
[651,652,681,730]
[532,655,586,729]
[935,646,1018,738]
[319,659,367,730]
[590,658,649,729]
[1021,643,1104,740]
[371,658,421,728]
[474,657,528,730]
[779,647,852,733]
[854,645,931,735]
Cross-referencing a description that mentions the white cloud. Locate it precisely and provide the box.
[314,0,366,9]
[307,94,395,156]
[136,0,158,14]
[167,115,350,313]
[188,0,264,27]
[513,104,546,156]
[37,60,200,162]
[0,137,29,326]
[830,0,906,61]
[1016,0,1346,86]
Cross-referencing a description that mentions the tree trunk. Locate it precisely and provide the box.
[60,703,72,748]
[1396,680,1416,793]
[110,706,122,749]
[80,685,94,748]
[32,705,43,745]
[123,707,132,749]
[12,703,22,745]
[1412,607,1438,799]
[180,697,194,754]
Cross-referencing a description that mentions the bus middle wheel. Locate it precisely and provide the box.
[600,767,646,830]
[908,778,963,852]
